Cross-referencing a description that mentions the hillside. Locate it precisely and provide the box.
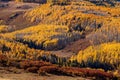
[0,1,39,30]
[0,0,120,80]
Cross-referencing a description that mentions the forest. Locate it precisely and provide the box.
[0,0,120,80]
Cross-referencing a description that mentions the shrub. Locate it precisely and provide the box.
[26,67,39,73]
[19,60,116,79]
[38,65,59,75]
[0,54,8,66]
[58,67,115,79]
[20,60,52,69]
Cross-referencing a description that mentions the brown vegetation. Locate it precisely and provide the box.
[0,53,118,79]
[19,60,117,79]
[20,60,52,69]
[0,54,8,66]
[26,67,39,73]
[58,67,114,79]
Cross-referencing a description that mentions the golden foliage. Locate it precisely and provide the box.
[70,42,120,69]
[0,25,8,33]
[24,2,120,27]
[1,24,81,50]
[0,39,50,60]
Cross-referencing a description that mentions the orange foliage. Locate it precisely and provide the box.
[59,67,114,79]
[19,60,116,79]
[20,60,52,69]
[26,67,39,73]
